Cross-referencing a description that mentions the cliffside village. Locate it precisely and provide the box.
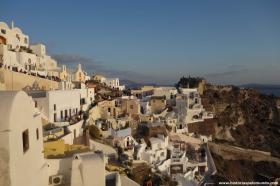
[0,22,218,186]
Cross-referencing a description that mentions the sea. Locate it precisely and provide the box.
[240,84,280,97]
[256,88,280,97]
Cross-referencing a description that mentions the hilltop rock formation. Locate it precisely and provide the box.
[201,84,280,157]
[198,84,280,182]
[177,76,280,181]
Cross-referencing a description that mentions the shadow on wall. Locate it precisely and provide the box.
[0,148,11,186]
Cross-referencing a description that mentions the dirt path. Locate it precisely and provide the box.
[209,142,280,165]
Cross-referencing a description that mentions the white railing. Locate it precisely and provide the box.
[54,121,69,127]
[43,127,63,137]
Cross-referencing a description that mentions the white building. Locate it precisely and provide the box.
[174,88,213,133]
[78,83,95,111]
[103,78,119,88]
[0,91,136,186]
[71,152,106,186]
[164,111,178,131]
[0,22,58,75]
[101,77,125,90]
[139,100,151,114]
[109,127,138,149]
[0,91,48,186]
[30,43,58,72]
[28,88,94,144]
[0,21,29,50]
[28,90,81,123]
[47,151,139,186]
[28,86,95,123]
[157,134,209,186]
[153,86,177,100]
[134,134,169,165]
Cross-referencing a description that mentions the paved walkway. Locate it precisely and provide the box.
[89,139,117,156]
[209,142,280,165]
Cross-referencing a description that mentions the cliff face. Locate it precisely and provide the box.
[211,153,280,182]
[202,85,280,182]
[202,85,280,156]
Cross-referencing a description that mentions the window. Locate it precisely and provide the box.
[54,113,57,122]
[80,98,86,105]
[22,129,29,153]
[65,110,68,118]
[1,29,6,34]
[130,105,134,109]
[16,34,20,41]
[60,111,63,119]
[24,37,28,44]
[36,128,39,140]
[35,101,38,108]
[108,108,111,113]
[54,104,56,111]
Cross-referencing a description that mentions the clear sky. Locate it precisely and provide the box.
[1,0,280,85]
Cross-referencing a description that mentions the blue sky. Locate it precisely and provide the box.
[1,0,280,85]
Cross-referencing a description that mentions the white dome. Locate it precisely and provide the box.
[0,22,9,30]
[12,27,23,34]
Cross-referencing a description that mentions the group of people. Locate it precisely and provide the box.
[0,62,62,82]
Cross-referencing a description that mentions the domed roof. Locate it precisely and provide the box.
[0,22,9,29]
[0,91,34,131]
[12,27,23,34]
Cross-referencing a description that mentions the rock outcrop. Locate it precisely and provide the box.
[201,84,280,182]
[202,85,280,156]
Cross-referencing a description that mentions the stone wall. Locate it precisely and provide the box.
[0,68,59,91]
[209,142,280,165]
[198,79,206,95]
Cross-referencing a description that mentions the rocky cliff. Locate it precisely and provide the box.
[202,85,280,156]
[201,84,280,181]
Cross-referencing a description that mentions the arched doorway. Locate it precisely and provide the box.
[0,36,6,45]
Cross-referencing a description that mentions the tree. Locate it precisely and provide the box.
[176,76,203,89]
[88,125,101,139]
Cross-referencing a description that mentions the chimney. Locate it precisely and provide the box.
[11,20,14,29]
